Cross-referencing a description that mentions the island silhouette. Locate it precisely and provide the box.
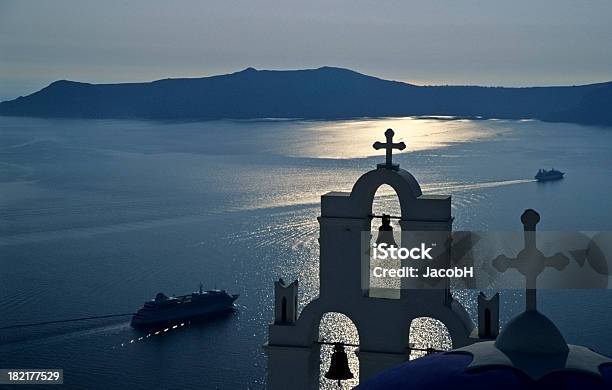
[1,66,610,126]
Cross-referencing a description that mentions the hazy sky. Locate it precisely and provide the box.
[1,0,612,100]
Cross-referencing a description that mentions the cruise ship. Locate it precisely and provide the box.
[131,284,239,328]
[535,168,564,182]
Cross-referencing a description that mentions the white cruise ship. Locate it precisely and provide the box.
[131,284,239,328]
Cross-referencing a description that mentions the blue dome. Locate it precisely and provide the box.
[357,353,612,390]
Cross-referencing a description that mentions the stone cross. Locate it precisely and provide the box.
[373,128,406,170]
[493,209,569,311]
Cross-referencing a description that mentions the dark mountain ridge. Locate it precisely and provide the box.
[1,66,610,126]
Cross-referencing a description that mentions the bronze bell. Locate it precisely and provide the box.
[325,343,354,386]
[375,214,398,247]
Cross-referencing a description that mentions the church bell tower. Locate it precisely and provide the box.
[265,129,477,389]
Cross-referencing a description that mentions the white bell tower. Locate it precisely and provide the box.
[265,129,478,389]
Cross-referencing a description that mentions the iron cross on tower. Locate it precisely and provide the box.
[493,209,569,312]
[373,128,406,170]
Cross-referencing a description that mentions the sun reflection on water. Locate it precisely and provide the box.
[286,117,504,159]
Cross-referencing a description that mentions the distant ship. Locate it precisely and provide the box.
[131,284,239,328]
[535,168,564,182]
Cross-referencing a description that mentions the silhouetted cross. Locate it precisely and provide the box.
[493,209,569,311]
[373,129,406,170]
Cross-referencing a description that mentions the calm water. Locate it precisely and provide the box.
[1,116,611,389]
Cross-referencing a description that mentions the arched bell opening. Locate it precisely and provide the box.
[371,184,402,233]
[407,317,452,360]
[369,184,402,299]
[348,166,422,221]
[318,312,360,389]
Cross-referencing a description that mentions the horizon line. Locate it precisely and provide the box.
[4,66,612,102]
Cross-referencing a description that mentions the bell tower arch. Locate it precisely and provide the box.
[265,129,476,389]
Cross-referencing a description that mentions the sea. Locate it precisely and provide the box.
[1,116,611,389]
